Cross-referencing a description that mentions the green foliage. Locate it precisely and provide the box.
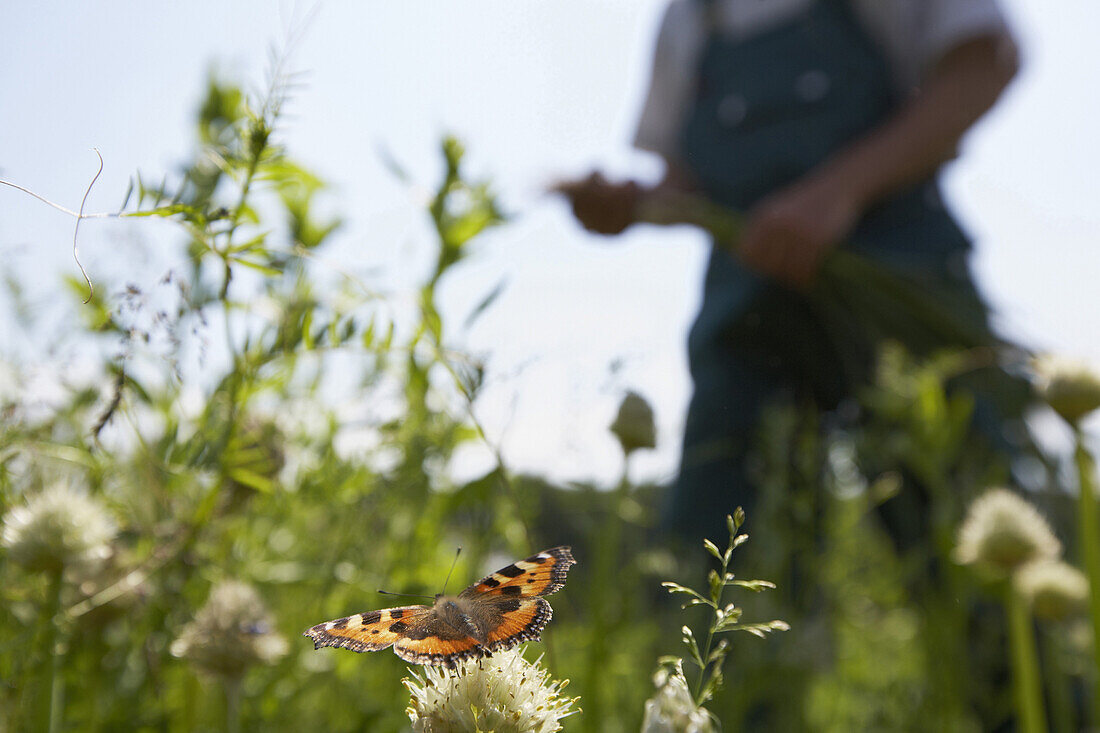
[0,75,524,732]
[0,72,711,733]
[660,509,788,713]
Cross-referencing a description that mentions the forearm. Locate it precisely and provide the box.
[809,34,1019,209]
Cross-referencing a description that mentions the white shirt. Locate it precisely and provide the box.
[635,0,1010,159]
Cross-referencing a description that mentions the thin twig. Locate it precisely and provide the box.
[0,179,116,218]
[74,149,105,303]
[0,150,121,303]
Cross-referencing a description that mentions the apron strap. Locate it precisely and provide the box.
[694,0,723,35]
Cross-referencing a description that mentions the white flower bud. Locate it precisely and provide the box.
[954,488,1061,573]
[1,483,116,574]
[170,580,287,679]
[1033,355,1100,425]
[1015,560,1089,621]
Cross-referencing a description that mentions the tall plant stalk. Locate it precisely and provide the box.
[1006,587,1047,733]
[1073,432,1100,723]
[41,569,64,733]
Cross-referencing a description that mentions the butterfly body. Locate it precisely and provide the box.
[304,546,574,667]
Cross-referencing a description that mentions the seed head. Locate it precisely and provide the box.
[1015,560,1089,621]
[1,483,116,574]
[954,487,1061,573]
[170,580,287,679]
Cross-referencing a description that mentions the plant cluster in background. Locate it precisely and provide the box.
[646,509,788,732]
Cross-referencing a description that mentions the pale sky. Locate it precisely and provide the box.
[2,1,1098,487]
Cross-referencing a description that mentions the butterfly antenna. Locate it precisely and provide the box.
[441,547,462,595]
[377,590,434,601]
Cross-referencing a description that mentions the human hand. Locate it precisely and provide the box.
[556,172,642,236]
[738,175,863,289]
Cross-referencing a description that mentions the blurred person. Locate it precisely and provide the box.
[562,0,1021,537]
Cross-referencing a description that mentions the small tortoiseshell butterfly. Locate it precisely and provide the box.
[303,546,575,667]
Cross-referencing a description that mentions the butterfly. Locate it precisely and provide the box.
[303,546,575,667]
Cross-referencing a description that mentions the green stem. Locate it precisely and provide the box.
[1007,587,1047,733]
[691,558,727,707]
[226,676,242,733]
[1073,432,1100,725]
[1041,629,1076,733]
[41,569,64,733]
[583,468,630,731]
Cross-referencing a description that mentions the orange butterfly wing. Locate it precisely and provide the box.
[461,546,575,653]
[303,606,431,654]
[460,546,575,599]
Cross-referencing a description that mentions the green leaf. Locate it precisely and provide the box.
[708,569,723,603]
[731,620,790,637]
[707,639,729,664]
[302,308,314,350]
[699,665,723,706]
[726,579,776,592]
[124,202,206,221]
[703,538,722,562]
[231,257,282,277]
[226,231,270,254]
[681,626,704,669]
[361,317,376,348]
[226,467,275,493]
[463,278,507,331]
[661,582,710,606]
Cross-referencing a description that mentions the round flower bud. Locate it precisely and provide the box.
[1,483,116,574]
[1033,356,1100,425]
[1015,559,1089,621]
[610,391,656,456]
[954,487,1061,573]
[170,580,287,679]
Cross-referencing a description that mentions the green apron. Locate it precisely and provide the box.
[670,0,995,535]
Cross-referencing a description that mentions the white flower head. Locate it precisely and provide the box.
[610,391,657,456]
[1015,559,1089,621]
[1033,355,1100,425]
[641,659,717,733]
[170,580,287,679]
[1,483,117,574]
[954,487,1062,573]
[404,649,578,733]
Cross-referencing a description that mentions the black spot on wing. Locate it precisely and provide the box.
[330,617,349,630]
[390,609,405,619]
[501,586,522,597]
[525,553,548,564]
[498,564,524,578]
[362,611,382,624]
[481,577,501,588]
[496,598,522,612]
[389,621,409,633]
